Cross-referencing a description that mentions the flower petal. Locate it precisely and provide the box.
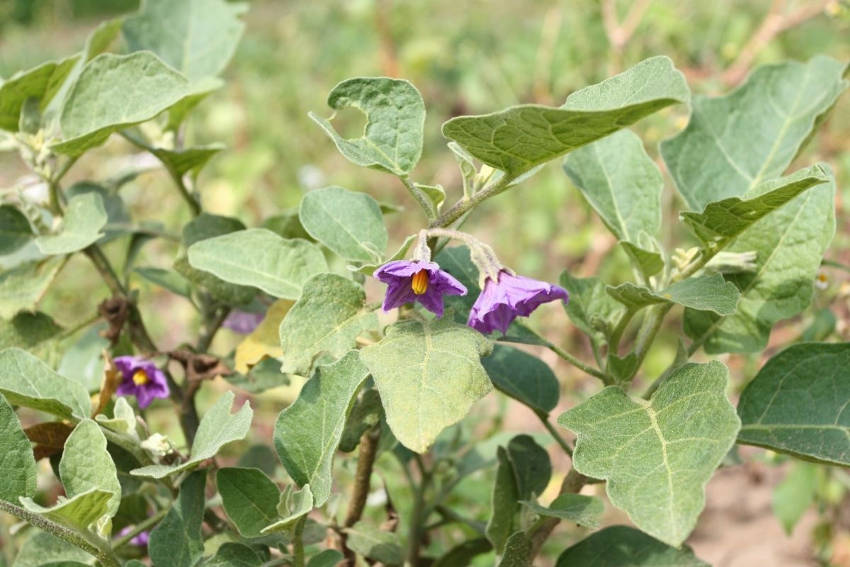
[416,288,446,317]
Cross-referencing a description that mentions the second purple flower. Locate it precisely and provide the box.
[467,270,568,334]
[114,356,170,409]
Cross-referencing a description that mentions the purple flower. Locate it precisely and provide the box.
[222,310,265,334]
[374,260,467,317]
[467,271,568,334]
[114,356,170,409]
[117,526,149,546]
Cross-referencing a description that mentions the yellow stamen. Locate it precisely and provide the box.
[411,269,429,295]
[132,369,150,386]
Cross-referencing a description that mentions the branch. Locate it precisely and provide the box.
[527,467,588,559]
[722,0,829,85]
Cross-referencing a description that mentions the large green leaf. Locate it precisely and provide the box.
[123,0,247,82]
[279,273,377,375]
[53,52,190,155]
[556,526,708,566]
[661,56,848,210]
[563,129,662,242]
[59,420,121,523]
[481,344,559,414]
[274,352,370,506]
[132,392,252,478]
[0,205,33,255]
[683,171,835,353]
[12,530,96,567]
[558,361,740,546]
[442,56,688,178]
[0,57,79,131]
[360,317,493,453]
[679,164,831,245]
[298,186,387,262]
[607,273,740,315]
[0,256,66,319]
[187,229,328,300]
[522,493,604,528]
[0,348,91,419]
[737,342,850,465]
[205,543,264,567]
[309,77,425,175]
[35,193,108,255]
[217,467,280,538]
[149,470,206,567]
[0,393,37,502]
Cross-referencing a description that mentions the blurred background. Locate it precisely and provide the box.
[2,1,850,565]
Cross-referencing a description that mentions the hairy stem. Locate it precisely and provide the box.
[344,427,380,528]
[536,411,573,456]
[547,341,613,384]
[0,500,121,567]
[292,516,306,567]
[431,174,514,228]
[406,456,431,567]
[624,303,672,382]
[399,175,436,221]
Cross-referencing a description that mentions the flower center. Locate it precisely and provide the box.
[411,269,429,295]
[132,369,150,386]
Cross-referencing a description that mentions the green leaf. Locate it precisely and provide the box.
[442,56,688,178]
[558,361,740,546]
[59,420,121,523]
[204,542,264,567]
[64,182,129,243]
[737,342,850,465]
[620,241,664,279]
[680,164,831,245]
[279,273,377,375]
[0,256,66,319]
[262,210,313,241]
[558,272,625,341]
[307,550,345,567]
[53,52,190,155]
[0,57,79,131]
[0,311,62,352]
[608,274,740,315]
[95,397,138,438]
[522,493,604,528]
[486,447,519,554]
[12,530,95,567]
[0,393,37,502]
[309,77,425,175]
[497,532,533,567]
[0,205,33,255]
[58,323,109,393]
[134,266,192,298]
[0,348,91,419]
[261,484,313,533]
[361,317,493,453]
[339,388,383,452]
[298,186,387,262]
[481,344,559,414]
[123,0,247,82]
[151,144,224,179]
[344,522,404,566]
[506,434,551,500]
[661,56,848,211]
[556,525,709,566]
[274,352,369,506]
[411,182,446,218]
[132,391,252,478]
[563,129,662,242]
[149,470,206,567]
[187,229,328,299]
[217,467,280,538]
[683,171,835,353]
[36,193,108,255]
[773,461,818,535]
[20,488,113,533]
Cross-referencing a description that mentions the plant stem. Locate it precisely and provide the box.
[536,411,573,456]
[430,505,486,535]
[607,307,636,357]
[197,305,230,353]
[112,508,169,550]
[292,516,306,567]
[399,175,436,221]
[547,341,612,384]
[431,174,514,228]
[0,500,121,567]
[164,164,201,216]
[624,303,671,382]
[406,456,431,567]
[343,427,380,528]
[527,467,588,559]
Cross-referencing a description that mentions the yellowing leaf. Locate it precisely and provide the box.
[234,300,292,373]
